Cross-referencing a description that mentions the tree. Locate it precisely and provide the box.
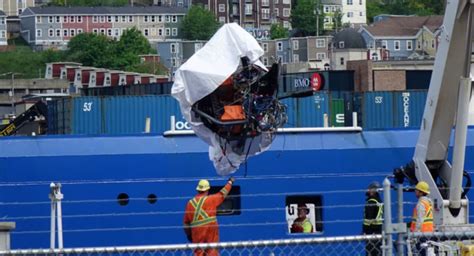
[290,0,325,36]
[67,33,115,67]
[180,5,220,40]
[270,23,289,39]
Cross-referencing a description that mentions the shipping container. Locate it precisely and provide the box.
[299,93,329,127]
[393,90,427,128]
[71,97,103,135]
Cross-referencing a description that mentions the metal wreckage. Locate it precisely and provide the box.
[172,23,288,175]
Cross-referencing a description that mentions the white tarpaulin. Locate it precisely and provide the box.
[172,23,273,176]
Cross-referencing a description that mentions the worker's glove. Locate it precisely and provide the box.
[228,177,235,184]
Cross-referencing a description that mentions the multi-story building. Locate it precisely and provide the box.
[20,6,187,49]
[359,15,443,60]
[1,0,34,17]
[192,0,291,30]
[330,28,367,70]
[321,0,366,30]
[0,11,6,45]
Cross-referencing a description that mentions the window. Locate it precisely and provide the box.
[245,4,252,15]
[262,0,269,6]
[170,43,178,53]
[347,0,352,4]
[172,15,177,22]
[172,28,177,36]
[219,4,225,12]
[406,40,413,50]
[262,8,270,19]
[316,39,325,48]
[107,16,112,22]
[70,29,75,37]
[293,54,299,63]
[48,16,53,23]
[93,16,98,23]
[36,29,42,37]
[382,40,387,49]
[165,28,170,36]
[292,40,299,50]
[48,29,54,37]
[316,52,326,60]
[63,29,68,37]
[262,43,268,52]
[394,40,400,50]
[340,57,344,65]
[286,195,323,234]
[56,29,61,37]
[36,16,41,23]
[277,42,283,51]
[347,12,353,17]
[195,42,203,51]
[77,16,82,23]
[219,16,226,23]
[144,28,149,36]
[339,41,345,48]
[283,8,290,17]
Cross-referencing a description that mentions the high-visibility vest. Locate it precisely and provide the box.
[189,196,217,227]
[410,198,434,232]
[363,198,383,226]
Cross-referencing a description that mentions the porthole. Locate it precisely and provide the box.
[147,194,157,204]
[117,193,129,206]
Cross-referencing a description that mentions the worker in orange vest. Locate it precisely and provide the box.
[410,181,434,233]
[183,177,234,256]
[411,181,434,256]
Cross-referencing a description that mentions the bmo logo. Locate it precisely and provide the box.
[293,73,324,91]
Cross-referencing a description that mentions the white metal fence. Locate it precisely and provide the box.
[0,235,382,255]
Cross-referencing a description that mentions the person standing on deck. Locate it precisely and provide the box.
[184,177,234,256]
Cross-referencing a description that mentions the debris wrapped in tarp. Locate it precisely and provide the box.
[172,23,286,175]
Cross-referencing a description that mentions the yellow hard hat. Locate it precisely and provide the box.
[416,181,430,194]
[196,179,210,192]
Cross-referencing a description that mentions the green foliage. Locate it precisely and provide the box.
[367,0,444,23]
[270,23,289,39]
[180,5,220,40]
[290,0,325,36]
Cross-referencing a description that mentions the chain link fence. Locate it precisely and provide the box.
[0,235,382,255]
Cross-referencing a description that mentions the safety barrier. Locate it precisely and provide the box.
[0,235,382,255]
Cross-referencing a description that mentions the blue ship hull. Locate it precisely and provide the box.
[1,129,473,249]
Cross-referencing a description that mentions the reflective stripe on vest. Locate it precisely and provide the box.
[189,196,216,227]
[363,198,383,226]
[410,198,434,232]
